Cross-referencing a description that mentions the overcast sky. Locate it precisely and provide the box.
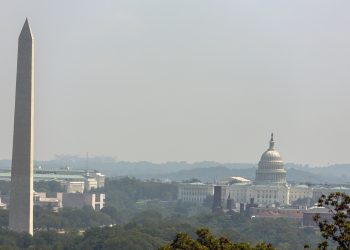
[0,1,349,165]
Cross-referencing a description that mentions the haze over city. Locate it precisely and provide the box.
[1,1,350,165]
[1,1,350,249]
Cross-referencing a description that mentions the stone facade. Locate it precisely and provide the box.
[177,182,214,203]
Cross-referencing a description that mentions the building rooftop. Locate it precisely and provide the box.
[0,171,86,182]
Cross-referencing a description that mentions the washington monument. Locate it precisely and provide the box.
[9,19,35,235]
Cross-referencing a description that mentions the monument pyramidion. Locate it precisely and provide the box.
[9,19,35,235]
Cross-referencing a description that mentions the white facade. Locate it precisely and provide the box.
[88,172,105,188]
[0,197,7,210]
[226,179,350,207]
[228,183,249,204]
[227,134,290,206]
[64,181,85,193]
[228,183,289,205]
[178,183,214,203]
[289,185,313,203]
[312,186,350,201]
[85,178,98,191]
[255,134,287,185]
[249,184,289,205]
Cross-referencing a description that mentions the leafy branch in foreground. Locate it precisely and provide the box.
[314,192,350,250]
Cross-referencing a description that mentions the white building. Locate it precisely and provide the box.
[228,134,289,206]
[0,196,7,210]
[177,134,289,205]
[312,186,350,201]
[289,185,313,203]
[178,182,214,203]
[85,178,98,191]
[63,181,85,193]
[88,171,105,188]
[226,134,350,206]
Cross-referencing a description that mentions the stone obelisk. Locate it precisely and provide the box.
[9,19,34,235]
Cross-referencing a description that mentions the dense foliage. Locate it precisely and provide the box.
[313,192,350,250]
[0,207,322,249]
[0,177,328,249]
[160,228,275,250]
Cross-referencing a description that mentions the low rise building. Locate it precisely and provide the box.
[85,178,98,191]
[88,171,105,188]
[63,181,85,193]
[302,206,332,227]
[0,196,7,210]
[0,168,105,192]
[33,192,62,211]
[250,207,304,220]
[312,186,350,201]
[289,185,313,203]
[62,193,105,211]
[178,182,214,203]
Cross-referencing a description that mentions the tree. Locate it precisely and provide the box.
[160,228,275,250]
[314,192,350,250]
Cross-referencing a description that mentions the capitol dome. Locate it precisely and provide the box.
[255,133,287,184]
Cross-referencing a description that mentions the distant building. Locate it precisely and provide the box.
[33,192,62,212]
[177,182,214,203]
[0,196,7,210]
[0,168,106,211]
[216,134,350,208]
[62,193,105,211]
[63,181,85,193]
[226,194,234,211]
[312,186,350,201]
[88,171,105,188]
[227,134,289,206]
[212,186,223,212]
[220,176,251,185]
[289,185,313,203]
[8,191,105,212]
[250,207,304,220]
[302,206,333,227]
[0,168,105,194]
[85,178,98,191]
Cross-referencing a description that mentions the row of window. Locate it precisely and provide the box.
[180,191,209,196]
[182,197,205,202]
[257,194,277,198]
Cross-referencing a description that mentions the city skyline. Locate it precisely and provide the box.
[0,1,350,165]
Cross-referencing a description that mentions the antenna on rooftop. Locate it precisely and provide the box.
[86,152,89,173]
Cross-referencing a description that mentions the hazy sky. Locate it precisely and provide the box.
[0,1,349,165]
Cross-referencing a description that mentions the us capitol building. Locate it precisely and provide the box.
[228,133,289,205]
[178,133,350,206]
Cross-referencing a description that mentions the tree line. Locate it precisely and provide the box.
[0,178,348,249]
